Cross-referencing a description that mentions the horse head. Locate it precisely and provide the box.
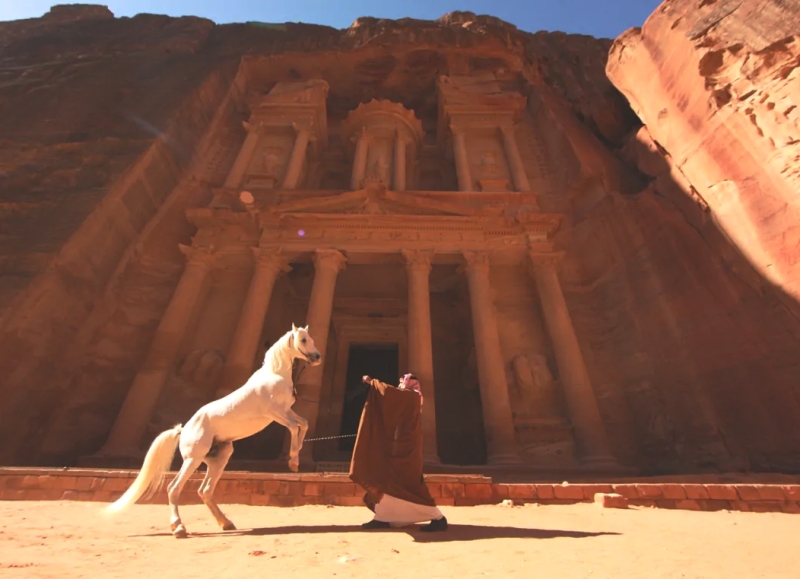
[291,323,322,366]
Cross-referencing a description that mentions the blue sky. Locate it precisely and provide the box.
[0,0,662,39]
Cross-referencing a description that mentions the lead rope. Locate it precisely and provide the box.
[291,360,356,442]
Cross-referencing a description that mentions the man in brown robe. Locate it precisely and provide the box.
[349,374,447,531]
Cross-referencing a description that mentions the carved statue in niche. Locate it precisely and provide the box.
[511,353,560,418]
[479,150,503,176]
[363,144,391,186]
[178,349,226,396]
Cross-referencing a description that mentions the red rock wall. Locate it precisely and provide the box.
[595,0,800,472]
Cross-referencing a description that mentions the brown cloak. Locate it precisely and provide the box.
[349,380,436,508]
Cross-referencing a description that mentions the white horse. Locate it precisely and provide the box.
[105,324,321,538]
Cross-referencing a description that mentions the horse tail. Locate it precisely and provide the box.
[105,424,183,514]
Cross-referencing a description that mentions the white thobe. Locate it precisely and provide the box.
[373,493,444,527]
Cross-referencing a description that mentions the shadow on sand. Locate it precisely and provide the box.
[132,523,619,543]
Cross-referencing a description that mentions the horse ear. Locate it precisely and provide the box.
[303,325,309,332]
[292,323,298,332]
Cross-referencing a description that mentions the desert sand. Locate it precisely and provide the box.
[0,500,797,579]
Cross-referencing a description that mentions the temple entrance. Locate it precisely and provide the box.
[338,343,399,452]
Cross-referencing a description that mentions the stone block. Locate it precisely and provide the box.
[749,502,783,513]
[535,484,555,499]
[60,490,95,501]
[330,496,365,507]
[611,484,638,499]
[256,481,282,494]
[704,484,738,501]
[594,493,628,509]
[735,485,761,501]
[728,501,751,512]
[250,494,272,506]
[655,499,677,509]
[426,483,442,498]
[464,483,493,501]
[553,484,585,500]
[700,499,731,511]
[674,499,702,511]
[754,485,787,501]
[780,502,800,514]
[322,482,357,496]
[635,484,664,499]
[304,483,324,497]
[75,477,100,491]
[580,484,614,499]
[454,498,481,506]
[278,482,306,496]
[441,483,466,498]
[782,486,800,501]
[682,484,710,500]
[661,485,687,499]
[269,495,299,507]
[100,477,134,492]
[506,484,537,499]
[436,497,455,507]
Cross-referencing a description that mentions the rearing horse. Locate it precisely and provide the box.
[105,324,321,538]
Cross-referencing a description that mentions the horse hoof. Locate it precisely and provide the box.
[288,461,299,473]
[222,521,236,531]
[172,525,188,539]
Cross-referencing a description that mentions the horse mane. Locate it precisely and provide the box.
[262,330,294,378]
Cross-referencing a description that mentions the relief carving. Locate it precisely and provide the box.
[511,353,560,419]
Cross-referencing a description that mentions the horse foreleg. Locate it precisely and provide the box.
[286,408,309,453]
[167,456,203,538]
[272,413,302,472]
[198,442,235,531]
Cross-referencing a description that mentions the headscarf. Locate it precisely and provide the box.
[400,373,423,406]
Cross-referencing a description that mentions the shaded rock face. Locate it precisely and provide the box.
[0,4,798,474]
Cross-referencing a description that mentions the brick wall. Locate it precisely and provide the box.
[0,468,798,513]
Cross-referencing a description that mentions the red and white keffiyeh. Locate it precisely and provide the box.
[400,374,423,406]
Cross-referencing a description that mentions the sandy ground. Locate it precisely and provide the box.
[0,500,797,579]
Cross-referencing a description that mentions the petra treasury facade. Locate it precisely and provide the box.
[2,2,800,478]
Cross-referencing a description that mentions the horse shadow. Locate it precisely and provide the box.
[133,524,619,543]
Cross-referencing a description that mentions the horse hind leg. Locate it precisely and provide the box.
[167,456,203,538]
[198,441,236,531]
[286,408,309,450]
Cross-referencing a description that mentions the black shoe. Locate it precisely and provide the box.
[361,519,391,530]
[419,516,448,532]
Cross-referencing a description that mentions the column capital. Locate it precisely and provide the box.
[351,126,370,142]
[461,251,492,276]
[313,248,347,273]
[401,249,434,273]
[242,119,264,135]
[252,246,292,274]
[178,244,217,268]
[449,124,466,137]
[527,250,565,271]
[499,124,517,137]
[290,121,312,136]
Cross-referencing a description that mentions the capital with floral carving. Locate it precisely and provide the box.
[252,246,293,275]
[178,243,217,268]
[401,249,435,274]
[460,251,492,276]
[313,248,347,274]
[527,250,565,272]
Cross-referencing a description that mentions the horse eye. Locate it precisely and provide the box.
[301,338,307,343]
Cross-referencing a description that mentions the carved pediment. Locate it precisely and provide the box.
[264,188,483,217]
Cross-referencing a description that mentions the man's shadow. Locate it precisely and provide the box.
[134,524,619,543]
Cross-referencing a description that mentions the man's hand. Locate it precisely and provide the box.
[362,375,372,384]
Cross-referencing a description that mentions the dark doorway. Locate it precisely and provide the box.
[338,343,399,452]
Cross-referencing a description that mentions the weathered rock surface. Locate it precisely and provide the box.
[0,4,799,474]
[607,0,800,311]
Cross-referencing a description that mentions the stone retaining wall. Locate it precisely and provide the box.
[1,468,798,513]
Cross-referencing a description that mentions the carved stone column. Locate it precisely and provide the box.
[462,251,521,464]
[501,125,530,192]
[218,248,291,396]
[402,249,440,465]
[295,249,347,464]
[393,132,407,191]
[282,123,311,190]
[350,128,369,190]
[99,245,215,455]
[224,121,261,189]
[528,251,617,466]
[451,126,473,192]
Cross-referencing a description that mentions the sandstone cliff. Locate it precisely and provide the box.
[0,4,799,474]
